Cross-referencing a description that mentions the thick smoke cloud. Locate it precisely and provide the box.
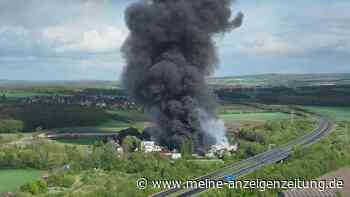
[121,0,243,152]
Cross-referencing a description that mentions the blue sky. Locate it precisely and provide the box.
[0,0,349,80]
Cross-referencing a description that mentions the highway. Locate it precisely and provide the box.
[151,114,334,197]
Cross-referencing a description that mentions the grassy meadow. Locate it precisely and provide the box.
[301,106,350,121]
[219,112,291,122]
[0,169,43,193]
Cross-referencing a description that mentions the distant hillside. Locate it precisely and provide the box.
[209,73,350,88]
[212,73,350,106]
[0,80,119,90]
[1,73,350,90]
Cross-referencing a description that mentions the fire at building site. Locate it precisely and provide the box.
[121,0,244,154]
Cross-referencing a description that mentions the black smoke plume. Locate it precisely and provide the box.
[121,0,243,152]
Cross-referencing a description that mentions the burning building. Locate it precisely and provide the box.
[142,141,163,153]
[121,0,243,153]
[206,143,238,159]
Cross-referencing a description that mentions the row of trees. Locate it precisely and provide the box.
[2,138,224,196]
[0,143,64,169]
[0,103,110,131]
[215,85,350,106]
[228,119,314,161]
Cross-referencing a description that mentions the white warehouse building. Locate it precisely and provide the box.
[142,141,163,153]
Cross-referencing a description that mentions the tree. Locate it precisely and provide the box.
[122,136,141,158]
[65,145,81,163]
[20,182,40,195]
[36,180,48,193]
[48,173,75,188]
[99,143,118,170]
[1,94,6,102]
[181,138,193,158]
[291,145,304,159]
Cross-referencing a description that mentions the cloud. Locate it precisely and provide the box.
[0,0,129,55]
[0,0,349,80]
[43,25,128,53]
[221,0,350,56]
[0,24,128,57]
[0,0,125,28]
[228,33,294,55]
[0,0,129,80]
[228,31,350,56]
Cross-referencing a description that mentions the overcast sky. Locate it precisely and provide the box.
[0,0,349,80]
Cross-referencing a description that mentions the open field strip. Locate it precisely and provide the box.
[301,106,350,121]
[219,112,291,122]
[0,169,44,193]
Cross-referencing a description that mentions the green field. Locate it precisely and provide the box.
[50,109,147,134]
[1,90,53,98]
[107,109,148,122]
[97,120,145,131]
[51,120,145,134]
[219,111,291,122]
[0,169,43,193]
[56,138,102,145]
[0,133,33,144]
[218,104,265,114]
[53,126,127,133]
[301,106,350,121]
[51,119,145,145]
[209,73,350,87]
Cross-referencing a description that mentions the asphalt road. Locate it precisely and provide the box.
[151,116,334,197]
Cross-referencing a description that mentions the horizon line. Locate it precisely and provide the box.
[1,72,350,82]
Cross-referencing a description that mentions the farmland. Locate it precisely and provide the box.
[219,111,291,122]
[0,90,53,98]
[56,138,102,145]
[0,169,43,193]
[301,106,350,121]
[209,73,350,87]
[0,74,349,196]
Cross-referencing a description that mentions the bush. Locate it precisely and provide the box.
[36,180,48,193]
[0,119,24,133]
[62,175,75,187]
[20,180,48,195]
[20,182,39,195]
[48,173,75,188]
[48,173,63,187]
[20,183,31,194]
[239,129,266,144]
[0,143,66,169]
